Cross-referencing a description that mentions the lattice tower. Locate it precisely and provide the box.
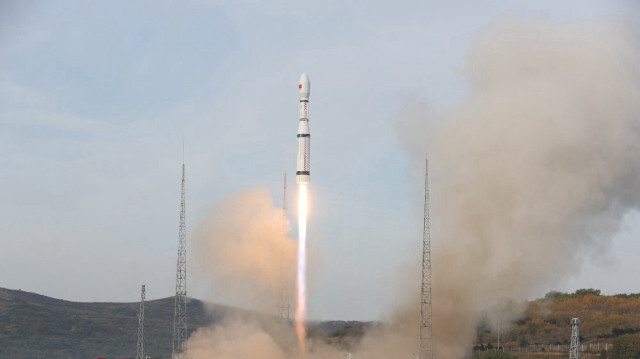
[569,318,581,359]
[278,173,291,320]
[419,158,433,359]
[173,163,188,359]
[136,285,146,359]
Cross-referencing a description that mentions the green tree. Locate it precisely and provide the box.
[611,333,640,359]
[544,291,567,300]
[480,350,517,359]
[574,288,601,297]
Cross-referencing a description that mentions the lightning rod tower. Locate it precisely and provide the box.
[569,318,581,359]
[136,285,146,359]
[173,162,188,359]
[419,158,433,359]
[278,172,291,320]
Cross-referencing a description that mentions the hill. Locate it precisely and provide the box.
[474,289,640,355]
[3,286,638,358]
[0,287,267,358]
[0,287,361,359]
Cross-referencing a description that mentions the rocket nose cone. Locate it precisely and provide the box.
[298,73,310,98]
[299,73,309,85]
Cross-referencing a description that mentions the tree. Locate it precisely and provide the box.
[574,288,601,297]
[480,350,517,359]
[611,333,640,359]
[544,291,567,300]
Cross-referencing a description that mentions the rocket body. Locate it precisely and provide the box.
[296,73,310,185]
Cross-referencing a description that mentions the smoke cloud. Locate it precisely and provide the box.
[191,188,296,312]
[188,321,288,359]
[187,188,417,359]
[189,187,339,359]
[187,16,640,359]
[397,17,640,357]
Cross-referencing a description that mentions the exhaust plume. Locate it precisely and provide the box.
[397,17,640,357]
[296,184,309,353]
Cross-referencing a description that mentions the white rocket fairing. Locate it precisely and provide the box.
[296,73,310,185]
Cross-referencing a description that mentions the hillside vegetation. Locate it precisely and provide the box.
[475,289,640,348]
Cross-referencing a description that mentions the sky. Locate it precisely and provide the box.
[1,0,639,321]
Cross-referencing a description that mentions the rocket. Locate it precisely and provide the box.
[296,73,310,185]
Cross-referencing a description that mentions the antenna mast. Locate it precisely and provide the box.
[136,285,146,359]
[419,158,433,359]
[278,172,291,320]
[569,318,581,359]
[173,162,188,359]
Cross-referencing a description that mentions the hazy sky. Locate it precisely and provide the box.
[1,0,638,321]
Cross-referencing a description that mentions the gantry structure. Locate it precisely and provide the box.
[569,318,581,359]
[419,158,433,359]
[173,163,188,359]
[136,285,146,359]
[278,173,291,320]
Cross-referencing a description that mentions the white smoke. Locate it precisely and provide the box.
[191,188,296,313]
[397,16,640,357]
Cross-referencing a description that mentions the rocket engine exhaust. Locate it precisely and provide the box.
[296,184,308,354]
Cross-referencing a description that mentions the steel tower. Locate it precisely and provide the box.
[278,173,291,320]
[419,158,433,359]
[136,285,146,359]
[173,163,188,359]
[569,318,581,359]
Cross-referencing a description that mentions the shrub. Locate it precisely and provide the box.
[611,333,640,359]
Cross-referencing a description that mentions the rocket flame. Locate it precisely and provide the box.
[295,184,308,354]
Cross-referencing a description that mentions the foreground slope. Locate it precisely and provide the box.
[0,287,228,358]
